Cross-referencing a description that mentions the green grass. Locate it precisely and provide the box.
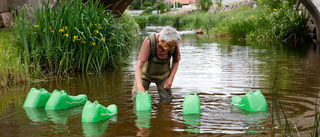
[137,5,306,42]
[0,29,29,89]
[13,0,139,75]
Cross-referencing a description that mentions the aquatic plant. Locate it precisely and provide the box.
[0,29,29,89]
[13,0,138,75]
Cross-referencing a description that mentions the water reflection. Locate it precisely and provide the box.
[24,107,49,123]
[135,111,152,136]
[24,106,83,125]
[82,116,117,136]
[183,114,201,133]
[230,105,268,133]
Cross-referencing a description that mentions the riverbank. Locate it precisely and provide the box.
[162,0,318,44]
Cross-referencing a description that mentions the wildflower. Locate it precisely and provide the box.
[59,29,64,33]
[290,18,292,21]
[260,18,262,20]
[50,26,52,30]
[81,41,86,44]
[74,36,79,39]
[63,34,69,38]
[99,26,103,30]
[51,30,54,34]
[34,25,39,28]
[94,30,99,33]
[274,9,277,11]
[100,37,105,41]
[91,42,96,46]
[251,15,253,18]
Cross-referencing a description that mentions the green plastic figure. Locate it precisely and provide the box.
[45,90,87,110]
[135,91,152,111]
[23,88,51,108]
[81,100,118,122]
[183,93,201,114]
[231,90,268,111]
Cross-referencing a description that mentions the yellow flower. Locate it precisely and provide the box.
[63,34,69,38]
[99,26,103,30]
[91,42,96,46]
[94,30,99,33]
[290,18,292,21]
[34,25,39,28]
[72,58,75,61]
[274,9,277,11]
[59,29,64,32]
[251,15,253,18]
[50,26,52,30]
[260,18,262,20]
[51,30,54,34]
[64,26,67,30]
[100,37,105,41]
[74,36,78,39]
[81,41,86,44]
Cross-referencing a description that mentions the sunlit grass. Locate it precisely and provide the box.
[0,29,29,89]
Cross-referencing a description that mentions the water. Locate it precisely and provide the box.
[1,29,320,136]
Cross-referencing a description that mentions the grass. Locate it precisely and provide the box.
[0,29,29,89]
[136,5,306,42]
[13,0,139,75]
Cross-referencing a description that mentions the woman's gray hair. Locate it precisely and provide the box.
[159,26,181,43]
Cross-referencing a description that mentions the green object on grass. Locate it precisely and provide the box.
[81,100,118,122]
[45,90,87,110]
[231,90,268,111]
[135,91,151,111]
[23,88,51,108]
[183,93,201,114]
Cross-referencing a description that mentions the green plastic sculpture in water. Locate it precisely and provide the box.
[183,93,201,114]
[45,90,88,110]
[135,91,151,111]
[81,100,118,122]
[23,88,51,108]
[231,90,268,111]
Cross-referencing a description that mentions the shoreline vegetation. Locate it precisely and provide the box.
[134,5,306,42]
[0,0,139,89]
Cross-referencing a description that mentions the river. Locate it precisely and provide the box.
[0,27,320,136]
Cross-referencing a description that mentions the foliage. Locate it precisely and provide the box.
[140,2,152,10]
[170,2,183,8]
[13,0,138,75]
[254,0,300,10]
[134,16,147,29]
[0,29,29,88]
[140,7,153,16]
[157,2,166,14]
[196,0,213,12]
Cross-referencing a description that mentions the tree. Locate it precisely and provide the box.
[196,0,213,12]
[300,0,320,41]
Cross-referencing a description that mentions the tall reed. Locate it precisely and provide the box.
[0,29,29,89]
[13,0,138,75]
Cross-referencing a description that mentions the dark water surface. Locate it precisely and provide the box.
[1,29,320,136]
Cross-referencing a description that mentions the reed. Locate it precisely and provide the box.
[13,0,138,75]
[0,29,29,89]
